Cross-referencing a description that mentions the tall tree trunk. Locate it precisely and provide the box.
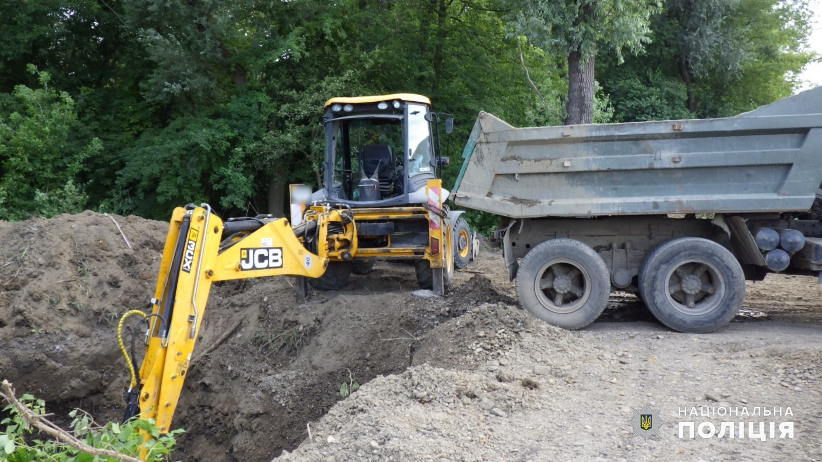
[432,0,448,92]
[564,50,595,125]
[678,55,696,113]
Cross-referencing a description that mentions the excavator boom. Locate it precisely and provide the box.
[123,203,353,433]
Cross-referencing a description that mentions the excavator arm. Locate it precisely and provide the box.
[121,203,356,434]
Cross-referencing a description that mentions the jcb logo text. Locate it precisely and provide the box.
[240,247,283,270]
[181,229,199,273]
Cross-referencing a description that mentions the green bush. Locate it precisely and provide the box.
[1,392,183,461]
[0,65,100,221]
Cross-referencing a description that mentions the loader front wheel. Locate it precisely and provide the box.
[454,218,472,269]
[309,261,351,291]
[515,239,610,330]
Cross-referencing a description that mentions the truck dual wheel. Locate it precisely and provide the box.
[308,261,352,290]
[453,218,472,269]
[638,237,745,333]
[515,239,610,330]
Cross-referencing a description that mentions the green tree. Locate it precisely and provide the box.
[507,0,661,124]
[692,0,815,116]
[0,66,100,221]
[608,70,694,121]
[600,0,816,119]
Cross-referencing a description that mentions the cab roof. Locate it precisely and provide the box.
[324,93,431,108]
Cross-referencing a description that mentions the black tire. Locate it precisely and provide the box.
[415,259,433,290]
[443,224,454,289]
[453,218,472,269]
[309,261,352,291]
[515,239,610,330]
[638,237,744,333]
[414,257,454,291]
[351,260,375,274]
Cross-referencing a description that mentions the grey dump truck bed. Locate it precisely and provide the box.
[452,86,822,218]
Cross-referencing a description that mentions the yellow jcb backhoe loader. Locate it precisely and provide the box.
[117,95,478,453]
[289,93,478,295]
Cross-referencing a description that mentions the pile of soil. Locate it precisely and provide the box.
[278,300,822,461]
[0,211,166,405]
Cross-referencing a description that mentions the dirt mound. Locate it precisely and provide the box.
[445,274,515,316]
[277,363,545,461]
[277,317,586,461]
[412,302,529,369]
[173,265,526,460]
[0,211,166,404]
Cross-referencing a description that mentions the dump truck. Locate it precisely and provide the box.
[452,86,822,333]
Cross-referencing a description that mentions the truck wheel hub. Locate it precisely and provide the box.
[682,275,702,295]
[553,275,571,293]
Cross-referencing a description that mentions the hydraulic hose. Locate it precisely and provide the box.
[117,310,148,389]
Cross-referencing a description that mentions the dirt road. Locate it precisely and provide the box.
[1,212,820,460]
[277,251,822,461]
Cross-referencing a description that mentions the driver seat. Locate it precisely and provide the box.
[361,144,396,198]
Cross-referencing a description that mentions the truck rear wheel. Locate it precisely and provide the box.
[515,239,610,330]
[638,237,744,333]
[454,218,472,269]
[309,261,352,291]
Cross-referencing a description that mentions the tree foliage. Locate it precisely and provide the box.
[1,390,182,461]
[600,0,816,119]
[507,0,661,123]
[0,0,815,223]
[0,66,99,220]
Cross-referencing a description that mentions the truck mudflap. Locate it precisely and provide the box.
[501,218,519,280]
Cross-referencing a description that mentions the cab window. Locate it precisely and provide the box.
[407,103,433,176]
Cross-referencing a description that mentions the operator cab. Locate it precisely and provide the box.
[316,94,440,207]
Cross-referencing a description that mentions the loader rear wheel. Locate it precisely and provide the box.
[454,218,472,269]
[351,261,375,274]
[309,261,351,291]
[414,257,453,291]
[638,237,744,333]
[515,239,610,330]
